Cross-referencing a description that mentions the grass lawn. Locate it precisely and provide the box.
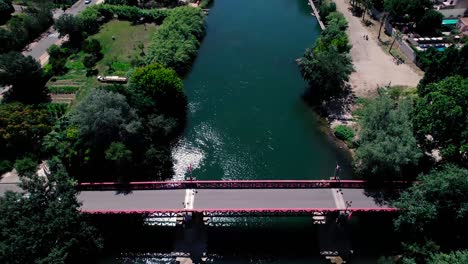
[48,20,157,101]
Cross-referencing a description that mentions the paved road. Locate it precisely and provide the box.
[22,0,99,64]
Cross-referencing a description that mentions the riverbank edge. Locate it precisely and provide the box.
[304,0,356,161]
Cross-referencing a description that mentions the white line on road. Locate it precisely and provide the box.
[331,188,346,210]
[184,189,196,210]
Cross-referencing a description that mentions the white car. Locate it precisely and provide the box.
[84,0,91,4]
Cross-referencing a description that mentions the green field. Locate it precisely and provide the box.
[48,20,157,99]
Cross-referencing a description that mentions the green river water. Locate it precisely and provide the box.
[172,0,352,180]
[99,0,397,262]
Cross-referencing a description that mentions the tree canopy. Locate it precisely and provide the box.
[394,165,468,262]
[355,91,422,179]
[0,160,102,263]
[0,52,48,104]
[0,103,53,161]
[130,63,186,119]
[299,47,353,102]
[146,6,205,75]
[413,76,468,164]
[384,0,432,21]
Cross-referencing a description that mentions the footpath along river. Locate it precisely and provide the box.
[99,0,399,263]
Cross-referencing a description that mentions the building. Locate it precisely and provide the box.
[457,17,468,34]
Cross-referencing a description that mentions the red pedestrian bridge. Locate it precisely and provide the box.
[75,180,408,216]
[1,180,409,216]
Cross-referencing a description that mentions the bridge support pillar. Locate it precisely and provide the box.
[318,212,353,262]
[173,212,207,264]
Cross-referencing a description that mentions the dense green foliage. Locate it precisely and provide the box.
[130,63,186,119]
[428,250,468,264]
[146,6,205,75]
[384,0,432,22]
[47,45,70,75]
[384,0,442,35]
[44,64,186,181]
[0,0,14,24]
[319,0,336,20]
[334,125,354,142]
[0,52,48,104]
[0,160,102,263]
[417,46,467,94]
[355,91,422,180]
[394,165,468,262]
[14,156,38,177]
[299,8,353,102]
[1,3,53,52]
[0,103,54,162]
[299,46,353,102]
[416,9,443,36]
[413,76,467,164]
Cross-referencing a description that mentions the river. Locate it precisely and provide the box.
[172,0,352,181]
[99,0,397,262]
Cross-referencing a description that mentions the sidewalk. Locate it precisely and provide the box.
[334,0,422,97]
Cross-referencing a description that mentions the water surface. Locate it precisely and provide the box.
[173,0,351,180]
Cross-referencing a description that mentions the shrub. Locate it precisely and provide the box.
[48,86,80,94]
[334,125,354,141]
[0,160,13,175]
[14,156,37,176]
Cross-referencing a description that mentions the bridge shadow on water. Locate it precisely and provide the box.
[92,213,401,262]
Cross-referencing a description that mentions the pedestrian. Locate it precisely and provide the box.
[366,35,369,41]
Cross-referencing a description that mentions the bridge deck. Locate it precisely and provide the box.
[78,188,393,213]
[0,182,395,214]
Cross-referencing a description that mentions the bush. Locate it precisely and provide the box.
[83,54,98,69]
[0,160,13,175]
[334,125,354,141]
[14,156,37,176]
[83,39,102,56]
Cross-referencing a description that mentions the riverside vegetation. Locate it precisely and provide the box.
[0,3,205,261]
[299,0,467,263]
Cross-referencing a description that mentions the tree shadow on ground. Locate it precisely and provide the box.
[363,187,403,207]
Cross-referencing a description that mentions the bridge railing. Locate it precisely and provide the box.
[81,207,399,216]
[77,180,414,191]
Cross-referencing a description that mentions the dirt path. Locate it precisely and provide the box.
[334,0,422,97]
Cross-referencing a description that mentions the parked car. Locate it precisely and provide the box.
[85,0,92,4]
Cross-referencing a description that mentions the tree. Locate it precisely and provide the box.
[378,12,388,41]
[389,30,401,53]
[0,52,48,104]
[315,23,352,53]
[14,156,38,177]
[70,89,142,148]
[417,45,467,93]
[0,28,14,53]
[416,9,443,36]
[355,91,422,179]
[394,165,468,262]
[55,14,82,47]
[0,0,14,24]
[428,251,468,264]
[0,159,103,263]
[413,76,468,164]
[384,0,432,22]
[146,6,205,75]
[105,141,133,181]
[298,47,353,102]
[47,45,68,75]
[131,63,187,119]
[0,103,53,160]
[82,39,102,57]
[143,146,174,179]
